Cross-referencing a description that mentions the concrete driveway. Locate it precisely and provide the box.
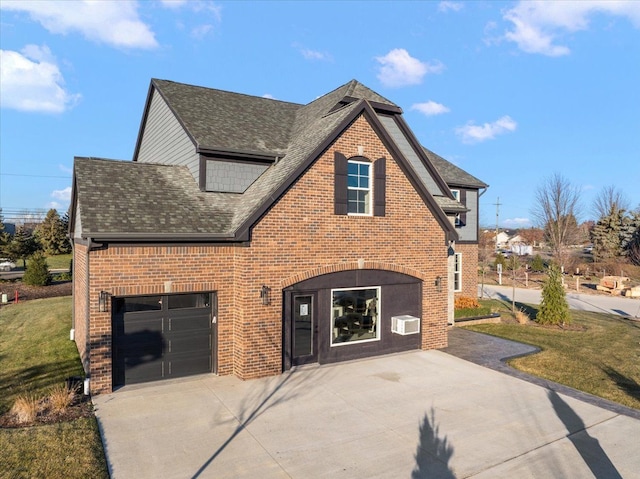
[94,348,640,478]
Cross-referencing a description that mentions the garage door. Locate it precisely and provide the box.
[112,292,216,387]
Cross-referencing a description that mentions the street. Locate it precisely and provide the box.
[479,284,640,319]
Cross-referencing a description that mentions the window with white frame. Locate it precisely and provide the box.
[451,189,462,226]
[454,253,462,292]
[347,160,371,215]
[331,287,380,345]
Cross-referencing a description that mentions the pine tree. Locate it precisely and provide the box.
[4,226,40,268]
[591,207,624,261]
[23,252,52,286]
[531,254,545,272]
[537,264,571,326]
[36,209,69,255]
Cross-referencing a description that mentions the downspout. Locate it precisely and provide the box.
[84,237,92,395]
[69,235,75,340]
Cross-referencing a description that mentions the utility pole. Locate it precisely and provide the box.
[493,197,502,251]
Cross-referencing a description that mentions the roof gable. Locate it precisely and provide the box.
[79,79,486,242]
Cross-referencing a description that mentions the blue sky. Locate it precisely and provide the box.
[1,0,639,228]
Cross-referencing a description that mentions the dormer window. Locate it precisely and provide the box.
[348,160,371,215]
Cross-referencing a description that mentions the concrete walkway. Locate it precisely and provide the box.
[94,334,640,478]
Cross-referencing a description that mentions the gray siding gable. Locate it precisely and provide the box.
[136,89,200,181]
[206,160,269,193]
[377,114,444,196]
[457,188,478,242]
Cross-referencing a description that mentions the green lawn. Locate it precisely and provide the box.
[0,296,109,479]
[465,300,640,410]
[46,253,73,271]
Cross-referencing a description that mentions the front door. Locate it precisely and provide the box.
[292,294,317,366]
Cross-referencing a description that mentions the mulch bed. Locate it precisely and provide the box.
[0,394,94,429]
[0,280,72,303]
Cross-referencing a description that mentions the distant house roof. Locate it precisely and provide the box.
[74,80,484,242]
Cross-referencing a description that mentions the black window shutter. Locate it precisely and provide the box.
[334,152,348,215]
[374,158,386,217]
[460,189,467,226]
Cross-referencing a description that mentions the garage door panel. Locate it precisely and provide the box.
[169,355,210,377]
[170,334,210,354]
[113,293,215,388]
[125,360,163,383]
[168,313,210,332]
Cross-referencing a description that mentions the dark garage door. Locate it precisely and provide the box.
[112,292,215,387]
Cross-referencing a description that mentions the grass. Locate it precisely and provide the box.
[45,254,72,271]
[464,299,640,410]
[0,296,109,478]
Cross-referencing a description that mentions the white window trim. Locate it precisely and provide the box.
[451,189,460,201]
[330,286,381,347]
[454,253,462,292]
[347,160,372,216]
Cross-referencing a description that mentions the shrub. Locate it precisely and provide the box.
[515,309,530,324]
[494,253,506,269]
[22,252,52,286]
[537,263,571,326]
[455,296,480,309]
[531,254,545,272]
[49,383,74,413]
[11,393,39,424]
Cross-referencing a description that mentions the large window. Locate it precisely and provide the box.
[347,160,371,215]
[454,253,462,292]
[331,287,380,346]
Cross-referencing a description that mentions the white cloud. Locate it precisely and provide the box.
[375,48,444,88]
[0,0,158,49]
[52,186,72,202]
[503,217,532,227]
[262,93,275,99]
[503,1,640,56]
[159,0,189,8]
[161,0,221,39]
[59,164,73,174]
[292,43,332,61]
[455,115,517,144]
[0,45,81,113]
[411,101,450,116]
[191,24,213,39]
[438,2,463,13]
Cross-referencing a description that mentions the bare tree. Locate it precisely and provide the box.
[531,173,582,268]
[592,185,629,220]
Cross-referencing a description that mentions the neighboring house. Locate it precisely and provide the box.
[70,79,488,394]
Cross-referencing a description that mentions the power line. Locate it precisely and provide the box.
[0,173,71,179]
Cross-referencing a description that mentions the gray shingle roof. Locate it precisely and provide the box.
[74,79,484,241]
[74,158,236,238]
[422,147,488,189]
[153,79,299,156]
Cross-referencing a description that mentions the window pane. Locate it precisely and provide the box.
[348,175,359,187]
[332,288,380,345]
[168,293,211,309]
[348,162,359,175]
[116,296,162,314]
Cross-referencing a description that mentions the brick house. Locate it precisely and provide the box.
[70,79,487,394]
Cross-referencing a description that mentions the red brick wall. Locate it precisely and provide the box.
[72,243,89,374]
[80,113,451,393]
[454,243,479,299]
[236,114,449,377]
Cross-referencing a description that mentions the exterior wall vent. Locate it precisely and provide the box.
[391,315,420,335]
